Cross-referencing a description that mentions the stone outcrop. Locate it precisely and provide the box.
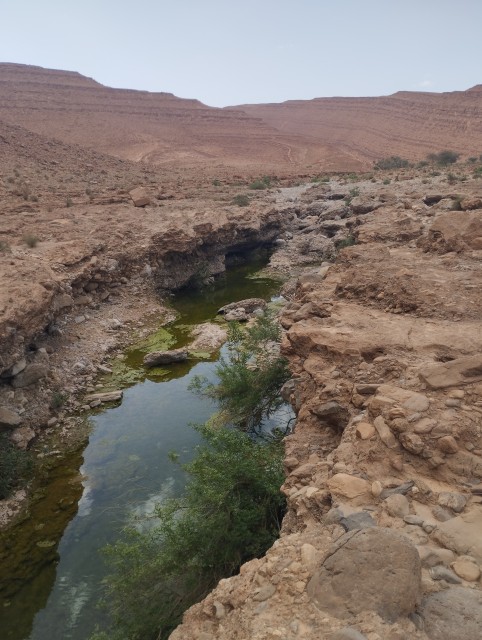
[143,349,188,367]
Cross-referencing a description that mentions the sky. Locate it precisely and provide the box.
[1,0,481,107]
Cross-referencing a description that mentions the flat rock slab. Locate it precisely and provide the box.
[432,506,482,564]
[421,587,482,640]
[307,527,421,622]
[0,406,22,429]
[143,349,188,367]
[85,391,123,403]
[419,354,482,389]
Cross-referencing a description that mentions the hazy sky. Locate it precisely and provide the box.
[1,0,481,107]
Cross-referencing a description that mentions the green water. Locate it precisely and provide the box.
[0,255,282,640]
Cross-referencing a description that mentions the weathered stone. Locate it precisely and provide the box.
[332,628,368,640]
[340,511,376,531]
[432,506,454,522]
[189,323,227,352]
[12,364,49,388]
[0,406,22,429]
[307,528,421,621]
[432,506,482,563]
[413,418,436,434]
[84,391,123,404]
[404,515,424,526]
[417,545,455,568]
[300,543,320,571]
[290,463,316,480]
[327,473,371,504]
[419,354,482,389]
[218,298,267,316]
[373,416,398,449]
[1,358,27,379]
[129,186,151,207]
[252,583,276,602]
[356,422,375,440]
[385,494,410,518]
[438,492,467,513]
[371,480,383,497]
[225,308,248,322]
[355,384,379,395]
[399,432,424,455]
[143,349,188,367]
[430,565,462,583]
[10,426,36,450]
[451,556,481,581]
[437,435,458,454]
[312,401,349,430]
[421,587,482,640]
[377,384,430,412]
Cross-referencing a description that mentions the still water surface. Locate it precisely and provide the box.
[0,258,282,640]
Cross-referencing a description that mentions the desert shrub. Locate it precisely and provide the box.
[22,233,39,248]
[383,178,391,185]
[336,234,357,249]
[0,240,11,253]
[374,156,409,170]
[447,172,458,184]
[428,150,459,166]
[0,434,33,499]
[473,165,482,178]
[66,197,73,207]
[191,311,290,431]
[468,157,477,164]
[232,194,249,207]
[344,187,360,206]
[51,390,68,409]
[249,176,272,190]
[211,179,221,187]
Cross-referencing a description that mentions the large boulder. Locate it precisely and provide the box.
[421,587,482,640]
[12,364,49,388]
[143,349,188,367]
[218,298,267,316]
[0,407,22,430]
[129,186,151,207]
[307,528,421,621]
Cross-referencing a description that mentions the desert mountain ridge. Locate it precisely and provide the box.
[1,62,482,173]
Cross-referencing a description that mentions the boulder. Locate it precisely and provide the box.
[12,364,49,388]
[421,587,482,640]
[349,196,381,215]
[218,298,267,316]
[432,506,482,563]
[10,426,36,449]
[0,407,22,429]
[312,401,349,430]
[307,528,421,621]
[327,473,371,505]
[129,186,151,207]
[189,323,227,352]
[85,391,123,403]
[143,349,188,367]
[419,354,482,389]
[384,494,410,518]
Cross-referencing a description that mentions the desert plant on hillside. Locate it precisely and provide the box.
[22,233,39,248]
[0,240,11,253]
[344,187,360,206]
[336,234,357,249]
[232,194,250,207]
[427,150,459,166]
[374,156,409,170]
[249,176,272,190]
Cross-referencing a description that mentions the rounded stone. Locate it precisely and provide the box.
[384,493,410,518]
[451,557,481,582]
[307,528,421,622]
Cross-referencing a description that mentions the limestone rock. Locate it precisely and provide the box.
[421,587,482,640]
[12,364,49,388]
[437,435,458,454]
[451,556,481,581]
[0,406,22,429]
[419,354,482,389]
[84,391,123,404]
[327,473,371,504]
[432,506,482,563]
[189,323,227,352]
[129,186,150,207]
[373,415,398,449]
[356,422,375,440]
[340,511,376,531]
[218,298,267,316]
[438,492,467,513]
[307,528,421,621]
[312,401,349,430]
[384,494,410,518]
[399,432,424,455]
[143,349,188,367]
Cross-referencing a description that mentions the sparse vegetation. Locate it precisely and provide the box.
[336,234,357,249]
[249,176,272,190]
[427,150,460,166]
[22,233,39,248]
[232,194,250,207]
[344,187,360,206]
[0,433,33,500]
[0,240,11,253]
[212,179,221,187]
[383,178,391,185]
[51,390,68,410]
[374,156,410,170]
[66,197,73,207]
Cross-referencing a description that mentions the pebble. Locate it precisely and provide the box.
[437,436,459,454]
[451,557,481,582]
[371,480,383,498]
[403,515,424,526]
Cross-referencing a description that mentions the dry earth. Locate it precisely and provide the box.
[171,169,482,640]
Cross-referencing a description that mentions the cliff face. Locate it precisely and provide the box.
[238,88,482,165]
[170,172,482,639]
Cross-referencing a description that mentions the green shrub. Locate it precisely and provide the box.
[212,179,221,187]
[66,197,73,207]
[374,156,409,170]
[0,433,33,499]
[383,178,391,185]
[0,240,11,253]
[249,176,272,190]
[336,234,357,249]
[191,311,290,431]
[22,233,39,248]
[92,420,285,640]
[428,150,460,166]
[344,187,360,206]
[51,390,68,409]
[232,194,249,207]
